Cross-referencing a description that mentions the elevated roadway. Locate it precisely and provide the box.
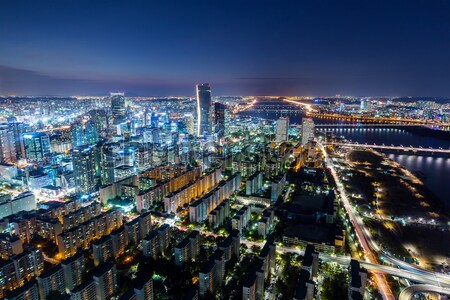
[399,284,450,300]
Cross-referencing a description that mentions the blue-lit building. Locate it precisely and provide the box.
[72,145,97,195]
[23,132,51,163]
[85,120,99,145]
[111,92,126,119]
[71,122,84,147]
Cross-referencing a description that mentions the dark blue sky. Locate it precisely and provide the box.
[1,0,450,97]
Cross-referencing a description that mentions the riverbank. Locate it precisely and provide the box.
[343,149,450,270]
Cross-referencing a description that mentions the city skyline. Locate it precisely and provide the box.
[2,1,450,299]
[1,0,450,97]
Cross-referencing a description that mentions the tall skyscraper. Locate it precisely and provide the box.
[23,132,51,162]
[150,112,159,128]
[184,114,195,135]
[7,121,29,160]
[100,143,118,185]
[72,145,97,195]
[275,117,289,143]
[301,118,315,146]
[0,124,17,163]
[111,92,126,119]
[196,83,212,136]
[214,102,226,138]
[71,122,85,148]
[85,120,99,145]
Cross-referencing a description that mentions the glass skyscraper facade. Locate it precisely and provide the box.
[111,92,126,119]
[196,83,212,136]
[23,132,51,162]
[72,145,97,195]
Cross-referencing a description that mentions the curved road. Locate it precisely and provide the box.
[399,284,450,300]
[319,142,396,300]
[319,142,450,299]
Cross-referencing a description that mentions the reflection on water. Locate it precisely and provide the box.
[239,111,450,207]
[324,128,450,208]
[324,127,450,149]
[387,154,450,208]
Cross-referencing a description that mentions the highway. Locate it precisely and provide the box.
[156,211,450,298]
[151,142,450,299]
[239,240,450,289]
[398,284,450,300]
[318,142,450,298]
[319,142,396,300]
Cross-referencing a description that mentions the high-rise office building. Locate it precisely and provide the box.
[150,113,159,128]
[275,117,289,143]
[23,132,51,162]
[72,146,97,195]
[7,121,28,160]
[85,120,99,145]
[214,102,226,138]
[0,124,17,163]
[196,83,212,136]
[111,92,126,119]
[301,118,315,146]
[100,143,118,185]
[71,122,85,148]
[184,114,195,135]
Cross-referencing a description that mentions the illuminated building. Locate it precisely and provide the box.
[7,121,29,160]
[70,278,96,300]
[23,132,51,163]
[275,117,289,143]
[92,263,118,300]
[0,233,23,260]
[61,252,85,293]
[36,265,66,300]
[0,124,17,163]
[110,227,129,257]
[301,118,315,146]
[4,280,39,300]
[85,120,99,145]
[92,236,113,267]
[72,146,97,195]
[71,122,85,148]
[214,102,226,138]
[184,114,195,135]
[134,275,153,300]
[111,93,126,119]
[196,83,212,136]
[174,230,200,267]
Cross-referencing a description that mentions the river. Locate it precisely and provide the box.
[239,110,450,208]
[324,127,450,208]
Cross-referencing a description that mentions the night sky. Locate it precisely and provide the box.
[1,0,450,97]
